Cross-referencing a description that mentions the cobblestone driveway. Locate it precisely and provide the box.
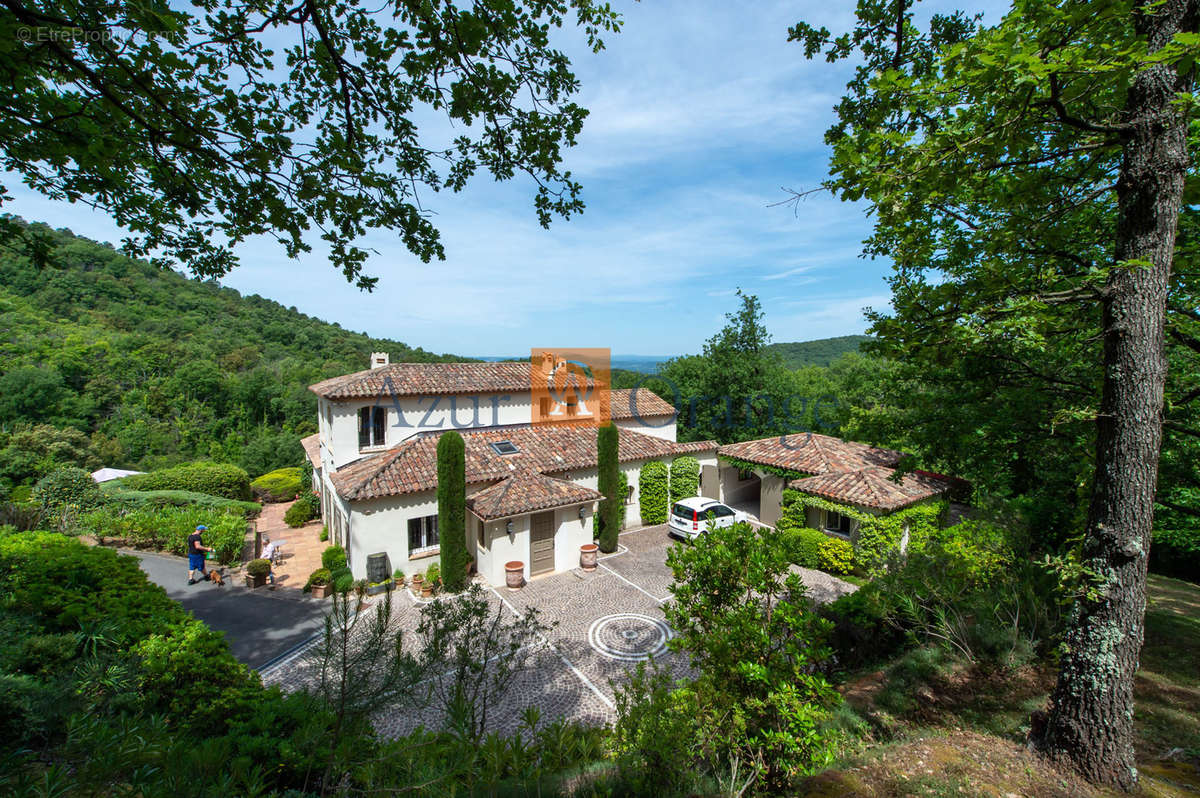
[260,525,854,736]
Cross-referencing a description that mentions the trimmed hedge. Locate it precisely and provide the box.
[77,506,247,564]
[250,467,303,502]
[121,462,252,501]
[669,456,700,503]
[597,424,621,553]
[322,545,347,571]
[779,527,856,576]
[104,488,261,518]
[638,461,669,525]
[283,494,318,527]
[437,431,468,592]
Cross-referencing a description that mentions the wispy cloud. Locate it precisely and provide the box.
[2,1,1023,356]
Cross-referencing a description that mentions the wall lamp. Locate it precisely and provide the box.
[505,520,514,534]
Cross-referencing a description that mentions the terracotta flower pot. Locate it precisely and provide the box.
[245,573,266,589]
[580,543,599,571]
[311,583,331,598]
[505,561,525,589]
[421,582,434,598]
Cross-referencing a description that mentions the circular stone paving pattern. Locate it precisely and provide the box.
[587,613,672,662]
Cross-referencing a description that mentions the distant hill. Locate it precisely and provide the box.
[766,335,873,368]
[0,219,466,485]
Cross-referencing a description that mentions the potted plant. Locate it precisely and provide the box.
[305,568,333,598]
[422,563,440,598]
[580,542,599,571]
[245,558,271,588]
[410,572,424,596]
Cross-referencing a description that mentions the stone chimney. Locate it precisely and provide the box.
[370,352,390,370]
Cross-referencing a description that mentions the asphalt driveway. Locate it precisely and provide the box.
[132,550,330,670]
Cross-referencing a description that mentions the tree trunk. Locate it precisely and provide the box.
[1038,0,1196,789]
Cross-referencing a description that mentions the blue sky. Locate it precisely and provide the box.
[5,0,1006,358]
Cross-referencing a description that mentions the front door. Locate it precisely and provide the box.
[529,511,556,576]
[701,464,720,499]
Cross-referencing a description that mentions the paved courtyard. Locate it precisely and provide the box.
[261,524,856,736]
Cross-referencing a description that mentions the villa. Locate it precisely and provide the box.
[302,354,964,585]
[303,354,718,583]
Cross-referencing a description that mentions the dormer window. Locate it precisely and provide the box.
[490,440,519,456]
[359,407,386,449]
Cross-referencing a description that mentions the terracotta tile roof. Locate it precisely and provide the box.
[300,433,321,471]
[310,362,553,400]
[789,466,951,512]
[717,433,903,476]
[467,467,602,520]
[609,389,676,420]
[330,426,719,501]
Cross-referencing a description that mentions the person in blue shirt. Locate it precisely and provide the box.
[187,525,213,585]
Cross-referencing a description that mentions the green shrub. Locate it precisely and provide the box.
[780,527,828,569]
[121,462,252,501]
[305,568,332,591]
[437,430,469,592]
[821,582,908,672]
[425,562,441,585]
[818,535,855,575]
[332,569,354,593]
[319,524,329,541]
[103,488,261,517]
[597,424,621,553]
[249,467,302,502]
[0,532,191,645]
[283,496,316,527]
[932,519,1014,582]
[33,466,104,514]
[638,461,669,525]
[75,506,247,564]
[668,456,700,503]
[322,545,347,571]
[1150,526,1200,584]
[246,558,271,578]
[133,619,266,735]
[779,490,945,577]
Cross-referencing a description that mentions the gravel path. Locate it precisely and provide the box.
[788,564,860,605]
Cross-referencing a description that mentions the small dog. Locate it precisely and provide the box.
[207,569,225,587]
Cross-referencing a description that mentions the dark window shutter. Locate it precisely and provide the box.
[359,407,371,448]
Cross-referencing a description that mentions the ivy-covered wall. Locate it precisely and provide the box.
[717,454,805,482]
[778,489,946,577]
[639,461,669,525]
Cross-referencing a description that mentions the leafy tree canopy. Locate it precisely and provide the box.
[0,0,621,287]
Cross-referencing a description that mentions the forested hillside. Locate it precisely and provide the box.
[765,335,870,368]
[0,220,464,491]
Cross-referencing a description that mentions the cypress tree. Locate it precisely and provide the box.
[597,423,620,553]
[437,430,468,591]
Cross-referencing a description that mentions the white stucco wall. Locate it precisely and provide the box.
[474,505,594,585]
[614,418,677,442]
[324,392,534,468]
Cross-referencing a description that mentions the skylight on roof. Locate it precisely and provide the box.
[490,440,519,456]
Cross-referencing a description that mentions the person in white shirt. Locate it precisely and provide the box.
[260,537,279,586]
